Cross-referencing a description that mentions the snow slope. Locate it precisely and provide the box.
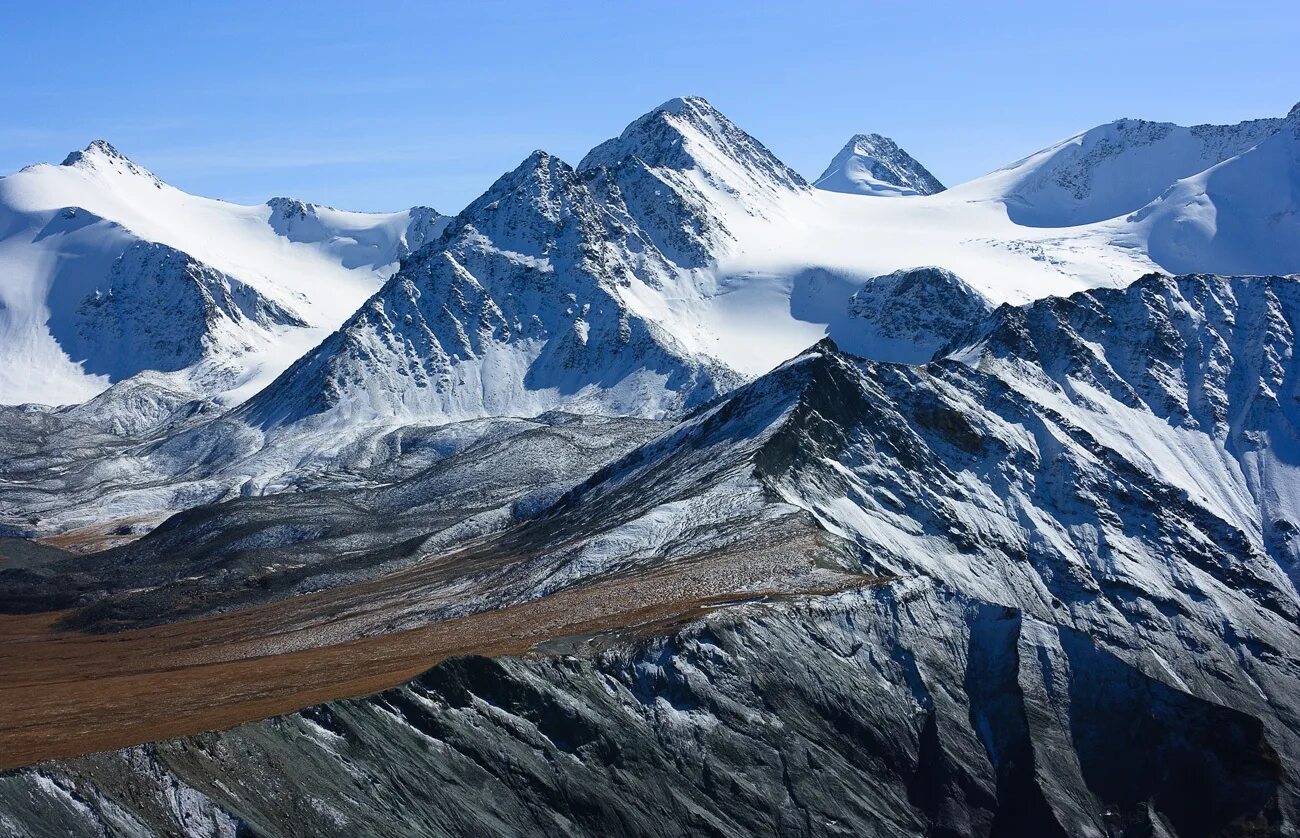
[1121,103,1300,276]
[239,147,745,431]
[8,97,1300,435]
[232,97,1177,434]
[949,110,1285,226]
[813,133,945,196]
[0,141,446,405]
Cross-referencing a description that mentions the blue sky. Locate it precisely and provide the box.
[2,1,1297,212]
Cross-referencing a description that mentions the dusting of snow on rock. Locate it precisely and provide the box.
[64,241,306,381]
[830,266,993,362]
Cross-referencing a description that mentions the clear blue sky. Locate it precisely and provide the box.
[2,1,1297,213]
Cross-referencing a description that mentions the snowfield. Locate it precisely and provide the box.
[0,141,444,405]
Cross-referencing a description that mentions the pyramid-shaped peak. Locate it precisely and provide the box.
[579,95,808,194]
[63,140,129,166]
[848,132,895,148]
[489,149,576,190]
[60,139,160,182]
[655,95,719,119]
[441,148,592,240]
[459,149,578,204]
[815,133,944,197]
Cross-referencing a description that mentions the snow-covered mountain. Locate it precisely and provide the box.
[0,141,446,406]
[240,96,821,431]
[1123,103,1300,276]
[7,99,1300,418]
[9,271,1300,835]
[813,132,945,196]
[951,110,1286,226]
[827,266,992,362]
[579,94,809,262]
[241,148,741,430]
[234,96,1187,435]
[6,95,1300,547]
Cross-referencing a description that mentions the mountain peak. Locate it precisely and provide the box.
[60,139,159,182]
[830,266,992,363]
[656,95,713,117]
[814,133,944,197]
[62,139,125,162]
[481,149,576,197]
[523,148,562,168]
[1284,101,1300,131]
[578,96,808,194]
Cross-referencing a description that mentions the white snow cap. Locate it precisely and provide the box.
[60,139,161,183]
[814,133,945,197]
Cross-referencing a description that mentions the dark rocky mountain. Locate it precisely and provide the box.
[4,272,1300,836]
[64,241,306,380]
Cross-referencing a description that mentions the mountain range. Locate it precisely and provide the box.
[1,95,1300,837]
[0,140,446,406]
[6,97,1298,421]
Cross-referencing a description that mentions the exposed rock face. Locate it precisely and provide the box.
[829,266,993,363]
[240,150,741,429]
[0,583,1286,837]
[64,241,305,379]
[814,133,945,196]
[5,273,1300,836]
